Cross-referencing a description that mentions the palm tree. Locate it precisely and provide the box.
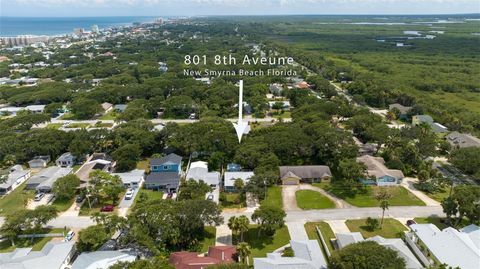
[375,189,392,227]
[236,215,250,242]
[237,242,252,266]
[228,216,239,239]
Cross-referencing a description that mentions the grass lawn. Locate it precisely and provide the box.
[425,186,450,203]
[295,190,335,209]
[46,123,63,129]
[316,184,425,207]
[136,159,150,172]
[129,188,165,211]
[346,218,407,238]
[414,216,470,230]
[305,222,335,254]
[93,122,114,128]
[66,123,90,129]
[199,226,216,253]
[261,186,282,208]
[59,113,76,120]
[98,112,117,120]
[221,193,246,209]
[0,228,65,253]
[79,191,125,216]
[51,197,74,212]
[242,225,290,263]
[0,183,34,215]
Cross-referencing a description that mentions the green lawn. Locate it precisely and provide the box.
[0,183,34,215]
[425,186,450,203]
[414,216,470,230]
[316,184,425,207]
[199,226,216,253]
[261,186,282,208]
[305,222,335,254]
[136,159,150,172]
[295,190,335,209]
[66,123,90,129]
[51,197,74,212]
[46,123,63,129]
[346,218,407,238]
[98,112,117,120]
[0,228,65,253]
[221,193,246,209]
[79,191,125,216]
[243,225,290,263]
[93,122,114,128]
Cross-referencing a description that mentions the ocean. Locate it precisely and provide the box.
[0,16,157,37]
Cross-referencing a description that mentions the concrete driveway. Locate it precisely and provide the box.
[26,193,55,210]
[282,185,301,211]
[205,188,220,204]
[118,186,142,217]
[401,177,441,206]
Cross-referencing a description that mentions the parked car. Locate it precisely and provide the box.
[188,113,197,120]
[166,192,173,199]
[406,220,417,226]
[34,193,45,202]
[100,205,114,212]
[64,230,75,241]
[207,194,214,201]
[125,189,134,200]
[75,194,85,203]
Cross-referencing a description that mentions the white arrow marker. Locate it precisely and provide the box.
[233,80,249,143]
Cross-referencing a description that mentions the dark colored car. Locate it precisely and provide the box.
[166,192,173,199]
[75,194,85,203]
[100,205,114,212]
[406,220,417,226]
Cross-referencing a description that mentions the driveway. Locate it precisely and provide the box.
[26,193,55,210]
[245,192,259,213]
[215,225,232,246]
[401,177,441,206]
[118,185,142,217]
[325,220,350,234]
[282,185,301,211]
[286,222,309,240]
[205,188,220,204]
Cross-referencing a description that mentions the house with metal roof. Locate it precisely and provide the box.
[55,152,76,168]
[25,166,73,192]
[254,240,327,269]
[0,241,74,269]
[71,250,137,269]
[336,232,364,249]
[224,171,254,192]
[407,224,480,269]
[0,165,31,195]
[279,165,332,185]
[28,156,50,168]
[186,161,220,188]
[356,155,404,186]
[112,169,145,189]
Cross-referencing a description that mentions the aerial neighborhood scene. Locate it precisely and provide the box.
[0,1,479,269]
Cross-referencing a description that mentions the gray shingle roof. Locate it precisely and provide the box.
[145,172,180,188]
[150,153,182,166]
[446,131,480,148]
[279,166,332,180]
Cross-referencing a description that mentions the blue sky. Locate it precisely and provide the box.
[1,0,479,17]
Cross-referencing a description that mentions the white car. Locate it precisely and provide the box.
[125,189,134,200]
[64,230,75,242]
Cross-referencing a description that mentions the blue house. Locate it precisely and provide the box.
[150,153,182,173]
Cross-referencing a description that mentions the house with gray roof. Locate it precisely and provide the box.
[389,103,412,119]
[186,161,220,188]
[28,156,50,168]
[412,115,448,134]
[224,171,254,192]
[407,224,480,269]
[71,250,137,269]
[254,240,327,269]
[0,165,31,195]
[445,131,480,149]
[357,155,404,186]
[112,169,145,189]
[145,172,181,192]
[25,166,73,192]
[55,152,76,168]
[0,241,74,269]
[279,165,332,185]
[150,153,182,173]
[336,232,364,249]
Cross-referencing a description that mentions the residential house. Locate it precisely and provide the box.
[71,251,137,269]
[112,169,145,189]
[269,83,283,95]
[56,152,76,168]
[28,155,50,168]
[224,171,254,192]
[0,241,75,269]
[412,115,448,134]
[268,101,291,110]
[279,166,332,185]
[356,155,404,186]
[114,104,128,113]
[186,161,221,188]
[254,240,327,269]
[388,103,412,120]
[25,166,73,192]
[336,232,422,269]
[407,224,480,269]
[0,165,31,195]
[101,102,113,113]
[445,131,480,149]
[145,153,183,192]
[75,153,114,185]
[353,137,377,156]
[226,163,241,172]
[295,81,310,89]
[169,246,236,269]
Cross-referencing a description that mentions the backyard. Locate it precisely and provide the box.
[0,183,34,215]
[296,190,335,209]
[199,226,216,253]
[0,228,66,253]
[220,192,246,209]
[346,218,407,238]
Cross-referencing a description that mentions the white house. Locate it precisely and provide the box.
[186,161,220,188]
[224,171,254,192]
[0,165,31,195]
[71,250,137,269]
[112,169,145,189]
[254,240,327,269]
[0,241,75,269]
[28,156,50,168]
[56,152,76,168]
